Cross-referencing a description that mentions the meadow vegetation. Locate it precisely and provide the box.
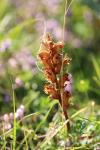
[0,0,100,149]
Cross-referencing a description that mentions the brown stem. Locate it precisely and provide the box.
[55,72,71,131]
[58,98,70,132]
[63,109,70,132]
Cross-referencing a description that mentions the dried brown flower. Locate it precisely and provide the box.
[38,34,72,131]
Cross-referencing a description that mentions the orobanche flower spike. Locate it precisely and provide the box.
[38,34,72,131]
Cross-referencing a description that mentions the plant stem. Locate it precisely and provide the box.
[58,96,71,132]
[63,109,70,132]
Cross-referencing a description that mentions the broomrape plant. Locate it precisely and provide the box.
[38,34,72,131]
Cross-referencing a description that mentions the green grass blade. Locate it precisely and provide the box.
[91,54,100,81]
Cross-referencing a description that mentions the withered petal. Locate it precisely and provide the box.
[44,84,60,100]
[52,54,62,65]
[38,51,50,60]
[54,41,64,49]
[44,68,56,83]
[44,84,55,94]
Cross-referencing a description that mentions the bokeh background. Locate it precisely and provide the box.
[0,0,100,141]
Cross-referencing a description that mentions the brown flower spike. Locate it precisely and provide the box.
[38,34,72,131]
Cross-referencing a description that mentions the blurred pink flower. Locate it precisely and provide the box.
[64,81,72,94]
[15,77,23,87]
[0,39,11,52]
[64,74,73,94]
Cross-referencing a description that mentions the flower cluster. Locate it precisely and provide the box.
[8,49,36,73]
[38,34,72,130]
[0,105,25,131]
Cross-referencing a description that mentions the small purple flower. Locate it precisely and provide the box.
[64,74,73,94]
[0,39,11,52]
[16,105,25,119]
[64,81,72,94]
[20,105,25,111]
[67,74,73,83]
[4,95,10,102]
[0,104,25,131]
[42,0,60,13]
[15,112,19,119]
[3,114,9,122]
[16,109,24,118]
[4,123,12,130]
[15,77,23,87]
[13,49,36,72]
[8,58,17,68]
[66,9,72,17]
[46,19,59,31]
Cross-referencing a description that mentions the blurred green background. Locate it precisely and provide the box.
[0,0,100,131]
[0,0,100,148]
